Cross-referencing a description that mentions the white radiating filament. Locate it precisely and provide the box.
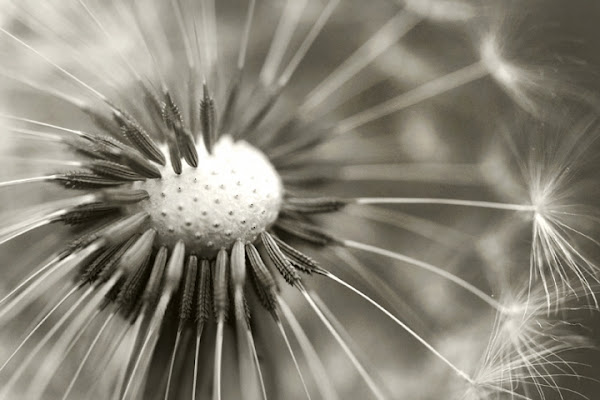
[343,239,506,311]
[321,271,474,383]
[212,320,225,400]
[277,0,340,88]
[274,313,313,400]
[334,61,488,134]
[355,197,536,211]
[278,297,339,400]
[260,0,308,86]
[300,11,421,114]
[0,287,94,399]
[298,288,388,400]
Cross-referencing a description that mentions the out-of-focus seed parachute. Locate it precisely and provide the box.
[0,0,598,399]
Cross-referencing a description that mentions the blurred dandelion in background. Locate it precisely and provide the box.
[0,0,599,399]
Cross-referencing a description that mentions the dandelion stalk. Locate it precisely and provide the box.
[298,288,389,400]
[354,197,536,211]
[334,61,489,134]
[342,239,506,312]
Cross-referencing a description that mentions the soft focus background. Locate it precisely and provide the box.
[1,1,600,399]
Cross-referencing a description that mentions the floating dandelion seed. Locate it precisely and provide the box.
[0,1,599,400]
[464,284,596,400]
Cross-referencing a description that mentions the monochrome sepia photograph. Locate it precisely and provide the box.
[1,0,600,399]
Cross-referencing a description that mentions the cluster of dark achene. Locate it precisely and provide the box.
[0,94,349,398]
[0,16,357,395]
[4,1,528,397]
[48,73,352,319]
[0,0,387,397]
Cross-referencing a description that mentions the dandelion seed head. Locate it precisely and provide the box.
[517,120,600,306]
[0,1,598,399]
[477,7,600,123]
[130,136,282,256]
[465,284,594,400]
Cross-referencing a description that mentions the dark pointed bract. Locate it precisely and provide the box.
[200,83,216,154]
[113,109,166,166]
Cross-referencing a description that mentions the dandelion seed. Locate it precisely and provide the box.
[0,1,598,400]
[464,285,595,400]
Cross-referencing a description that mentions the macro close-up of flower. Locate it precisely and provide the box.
[1,0,600,399]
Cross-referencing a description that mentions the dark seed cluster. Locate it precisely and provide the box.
[0,10,360,393]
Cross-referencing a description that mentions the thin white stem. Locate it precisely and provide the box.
[61,311,117,400]
[259,0,307,86]
[274,315,313,400]
[278,297,339,400]
[0,214,61,247]
[298,287,387,400]
[0,175,58,188]
[8,1,120,91]
[246,328,268,400]
[0,195,96,245]
[237,0,256,70]
[345,205,472,247]
[0,27,108,102]
[169,0,195,70]
[26,305,102,399]
[488,385,536,400]
[121,330,156,400]
[121,294,171,399]
[0,244,99,321]
[234,290,255,397]
[130,335,159,400]
[2,156,82,167]
[343,239,506,312]
[1,195,96,223]
[0,115,87,137]
[212,319,225,400]
[113,314,144,400]
[0,68,86,108]
[354,197,535,212]
[77,0,145,82]
[207,0,218,77]
[128,0,168,89]
[278,0,340,88]
[337,163,483,185]
[84,320,130,399]
[187,0,203,71]
[0,263,66,321]
[0,285,78,373]
[300,11,421,114]
[323,270,474,384]
[334,61,488,134]
[0,252,64,308]
[3,126,63,142]
[330,246,430,335]
[192,324,204,400]
[0,286,94,399]
[200,0,218,82]
[164,326,184,400]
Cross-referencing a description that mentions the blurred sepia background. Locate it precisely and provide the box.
[1,0,600,399]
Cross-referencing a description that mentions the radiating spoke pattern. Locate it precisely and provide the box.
[0,1,598,400]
